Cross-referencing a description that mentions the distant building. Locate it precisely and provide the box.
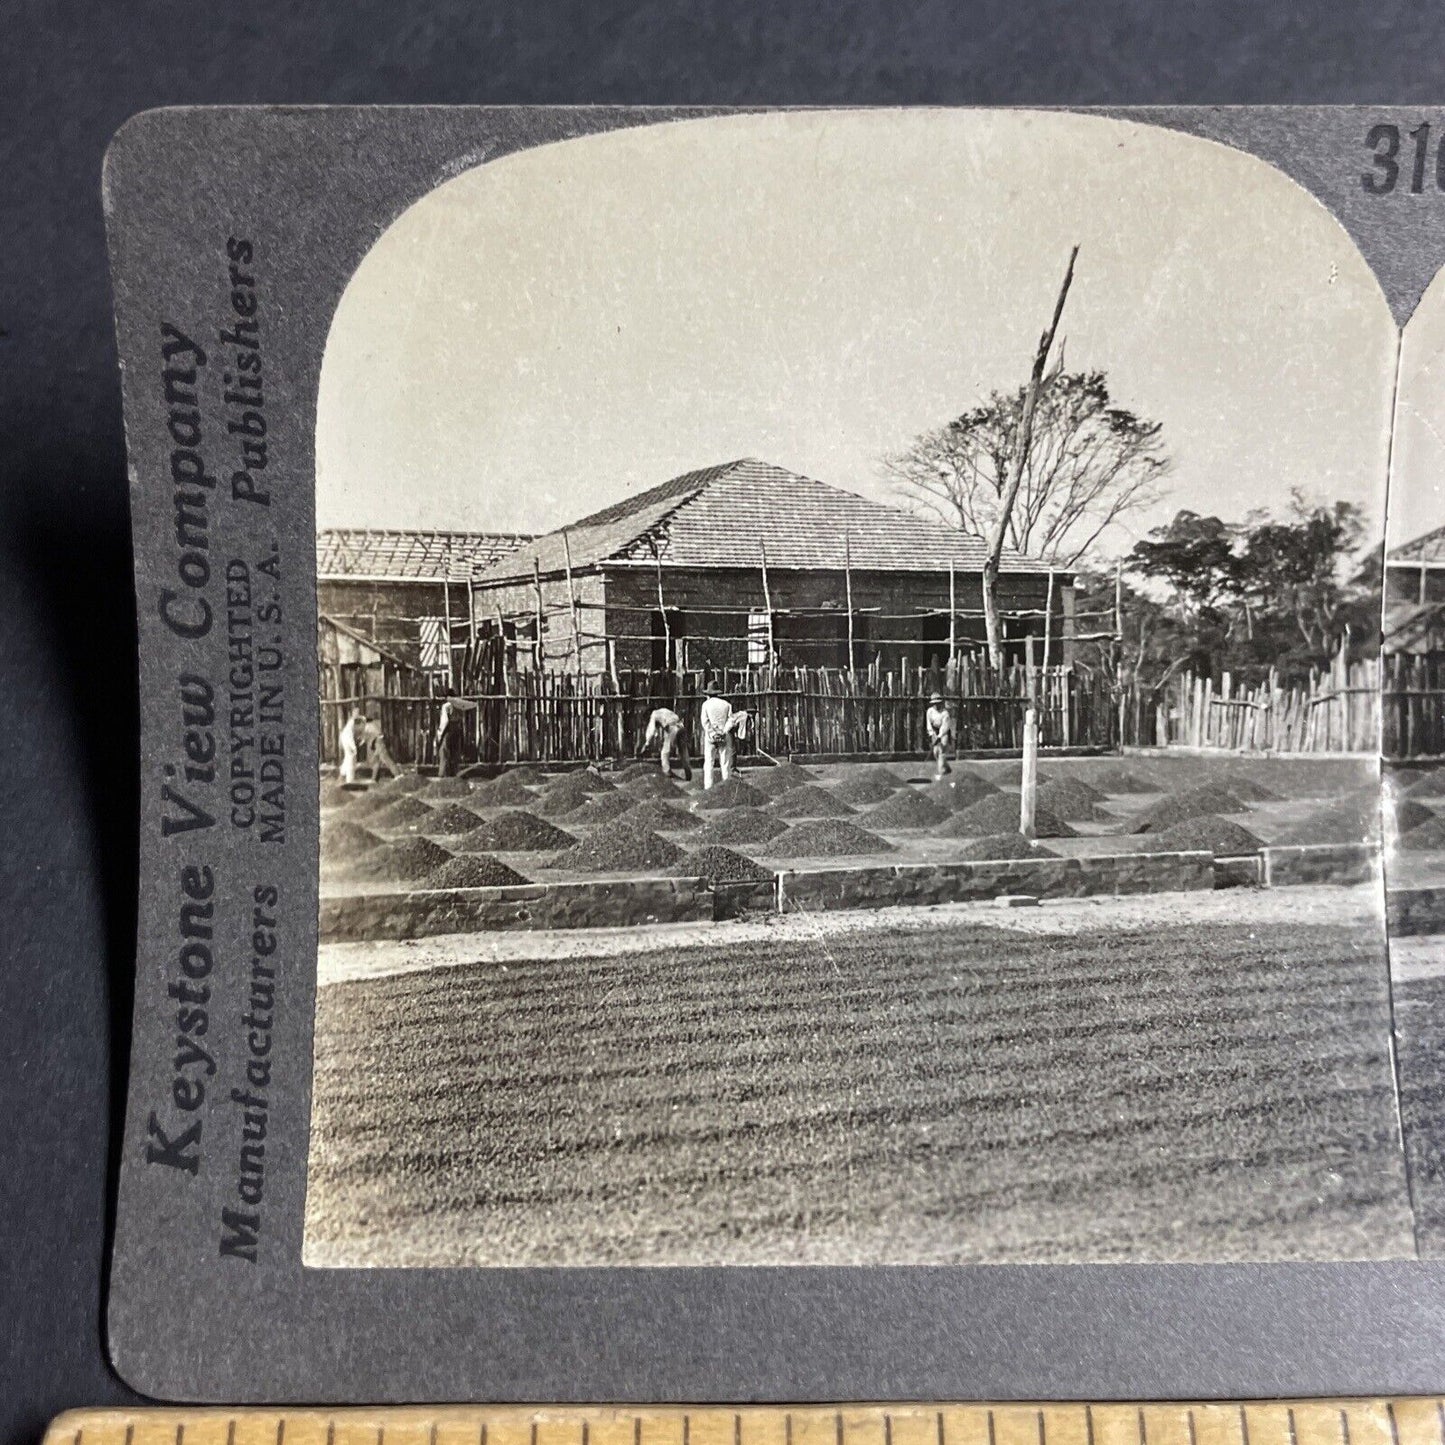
[1386,525,1445,652]
[469,458,1071,674]
[317,528,532,678]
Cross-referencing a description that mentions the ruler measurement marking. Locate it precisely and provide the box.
[39,1403,1445,1445]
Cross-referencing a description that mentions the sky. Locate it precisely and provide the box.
[316,108,1399,562]
[1390,263,1445,550]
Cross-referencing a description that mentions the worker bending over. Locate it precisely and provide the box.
[640,705,693,780]
[925,690,954,779]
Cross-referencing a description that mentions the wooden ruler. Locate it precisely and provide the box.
[41,1403,1445,1445]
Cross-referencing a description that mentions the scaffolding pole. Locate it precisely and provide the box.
[561,528,583,674]
[948,561,957,671]
[759,539,775,666]
[652,540,672,674]
[532,558,545,670]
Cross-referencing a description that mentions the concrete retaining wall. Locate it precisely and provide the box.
[778,850,1214,914]
[321,876,714,943]
[1387,886,1445,937]
[1259,843,1379,887]
[1213,855,1263,888]
[786,747,1112,765]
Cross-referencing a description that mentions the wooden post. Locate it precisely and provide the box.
[948,561,957,672]
[561,528,583,675]
[439,538,455,686]
[759,539,775,667]
[1020,632,1038,838]
[532,558,545,671]
[982,245,1078,666]
[651,540,672,676]
[844,530,855,674]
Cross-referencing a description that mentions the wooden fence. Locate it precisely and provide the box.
[1383,651,1445,759]
[320,637,1387,769]
[319,653,1123,769]
[1148,652,1380,754]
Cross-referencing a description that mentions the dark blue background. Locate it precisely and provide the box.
[4,5,1444,1443]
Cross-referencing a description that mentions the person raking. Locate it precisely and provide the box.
[338,703,365,784]
[925,690,954,780]
[435,685,478,777]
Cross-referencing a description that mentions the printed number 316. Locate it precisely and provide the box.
[1364,122,1443,194]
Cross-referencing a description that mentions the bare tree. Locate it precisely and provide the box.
[884,369,1170,568]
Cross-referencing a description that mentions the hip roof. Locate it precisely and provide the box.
[473,458,1055,585]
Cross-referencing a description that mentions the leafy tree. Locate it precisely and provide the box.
[1118,493,1379,683]
[883,368,1170,568]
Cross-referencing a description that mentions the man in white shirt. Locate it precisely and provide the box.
[925,690,954,780]
[338,703,364,784]
[699,681,739,790]
[641,705,692,780]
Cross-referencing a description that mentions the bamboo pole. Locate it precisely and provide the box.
[442,541,454,685]
[948,561,957,672]
[561,528,583,674]
[982,244,1078,666]
[759,539,775,667]
[651,540,672,676]
[532,559,545,671]
[844,530,855,674]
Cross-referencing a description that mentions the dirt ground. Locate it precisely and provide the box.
[305,881,1413,1268]
[319,749,1384,894]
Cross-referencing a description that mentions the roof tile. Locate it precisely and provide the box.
[475,459,1052,584]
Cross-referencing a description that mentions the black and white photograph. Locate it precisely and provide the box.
[301,109,1410,1269]
[1381,261,1445,1257]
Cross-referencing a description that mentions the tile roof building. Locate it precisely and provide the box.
[471,459,1071,673]
[317,527,531,675]
[1386,525,1445,652]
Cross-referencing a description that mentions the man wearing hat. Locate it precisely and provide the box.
[699,679,741,790]
[925,691,954,779]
